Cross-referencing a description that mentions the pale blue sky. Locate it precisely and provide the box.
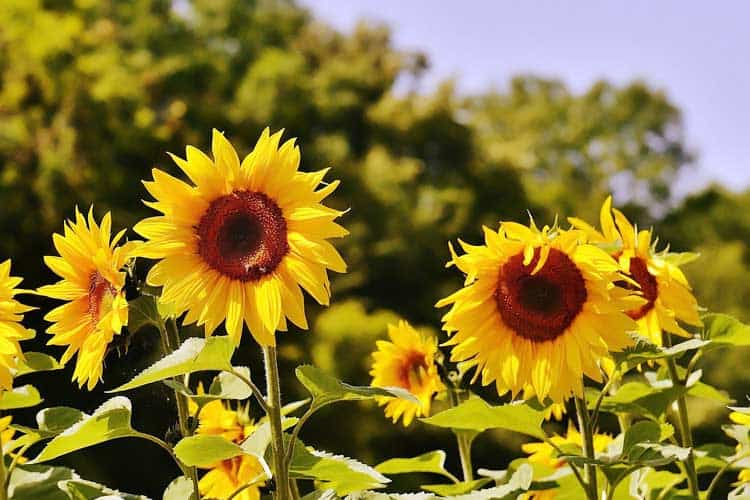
[301,0,750,195]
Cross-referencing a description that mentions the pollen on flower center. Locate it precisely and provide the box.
[495,248,587,342]
[623,256,658,320]
[196,190,289,282]
[88,272,116,325]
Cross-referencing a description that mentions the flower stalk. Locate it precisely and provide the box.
[574,395,598,500]
[0,428,7,500]
[666,357,700,498]
[263,346,291,500]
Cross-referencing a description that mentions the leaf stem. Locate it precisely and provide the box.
[665,357,700,498]
[284,405,315,471]
[574,395,598,500]
[263,345,290,500]
[443,368,473,481]
[705,449,750,499]
[158,316,200,499]
[229,368,270,413]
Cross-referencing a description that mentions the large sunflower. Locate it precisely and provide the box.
[0,260,34,390]
[134,129,347,346]
[191,399,265,500]
[436,220,641,402]
[370,320,445,426]
[37,209,133,390]
[569,196,701,345]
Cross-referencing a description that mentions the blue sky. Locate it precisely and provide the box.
[301,0,750,195]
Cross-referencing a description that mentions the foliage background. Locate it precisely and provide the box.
[1,0,748,496]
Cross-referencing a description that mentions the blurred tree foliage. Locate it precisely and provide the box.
[1,0,747,495]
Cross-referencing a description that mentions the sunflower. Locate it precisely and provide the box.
[37,209,134,390]
[569,196,701,346]
[370,321,445,426]
[522,425,613,499]
[0,260,34,390]
[191,399,265,500]
[436,220,641,402]
[134,129,347,346]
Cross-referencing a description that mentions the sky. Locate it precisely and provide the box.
[300,0,750,195]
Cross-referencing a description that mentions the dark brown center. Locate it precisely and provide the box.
[620,256,658,320]
[197,191,288,282]
[495,248,587,342]
[397,351,428,389]
[88,272,116,325]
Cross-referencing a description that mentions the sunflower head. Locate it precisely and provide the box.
[569,196,702,345]
[135,128,347,347]
[0,260,34,391]
[370,320,445,427]
[37,208,133,390]
[193,399,265,500]
[437,219,640,402]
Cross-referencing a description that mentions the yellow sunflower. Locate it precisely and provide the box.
[436,220,641,402]
[569,196,701,345]
[0,260,34,390]
[37,208,134,390]
[134,129,347,346]
[191,399,265,500]
[370,321,445,426]
[522,425,613,499]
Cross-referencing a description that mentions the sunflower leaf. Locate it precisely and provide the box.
[30,397,138,463]
[295,365,417,409]
[0,384,42,410]
[15,352,63,377]
[421,478,492,495]
[163,476,197,500]
[126,295,162,334]
[595,382,684,420]
[702,313,750,348]
[376,450,455,480]
[110,336,235,392]
[420,397,546,439]
[174,435,245,467]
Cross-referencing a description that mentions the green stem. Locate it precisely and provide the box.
[263,346,290,500]
[666,358,700,498]
[447,383,473,481]
[574,395,598,500]
[229,368,270,414]
[285,406,315,471]
[705,449,750,500]
[0,428,8,500]
[159,317,200,499]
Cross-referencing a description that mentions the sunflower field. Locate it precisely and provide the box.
[2,1,750,499]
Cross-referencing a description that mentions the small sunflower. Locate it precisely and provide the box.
[370,321,445,426]
[569,196,701,345]
[0,260,34,390]
[134,129,347,346]
[522,425,613,499]
[437,220,641,402]
[191,399,265,500]
[37,209,134,390]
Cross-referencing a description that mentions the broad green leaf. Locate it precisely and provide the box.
[37,407,86,435]
[63,479,147,499]
[623,421,661,460]
[163,476,197,500]
[289,441,389,495]
[296,365,417,409]
[687,381,732,404]
[376,450,454,480]
[421,478,491,495]
[126,295,162,333]
[31,397,138,463]
[111,336,235,392]
[208,366,253,400]
[702,313,750,348]
[174,435,246,468]
[241,417,298,458]
[597,382,683,420]
[8,464,76,500]
[0,384,42,410]
[421,397,546,439]
[614,338,708,367]
[15,352,62,377]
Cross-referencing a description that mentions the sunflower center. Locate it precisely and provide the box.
[495,248,587,342]
[196,190,288,282]
[88,272,116,325]
[622,256,658,320]
[398,351,428,389]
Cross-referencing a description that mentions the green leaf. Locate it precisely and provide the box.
[687,381,732,404]
[597,382,683,420]
[240,417,298,458]
[296,365,417,409]
[702,313,750,348]
[421,397,546,439]
[126,295,162,333]
[163,476,197,500]
[208,366,253,400]
[289,440,389,495]
[7,464,75,500]
[421,478,491,495]
[31,397,138,463]
[111,336,235,392]
[63,479,147,499]
[37,407,87,435]
[695,444,735,474]
[15,352,62,377]
[376,450,455,480]
[174,435,247,468]
[615,338,708,367]
[0,384,42,410]
[623,421,661,460]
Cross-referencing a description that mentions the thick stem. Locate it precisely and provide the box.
[159,317,200,499]
[574,395,598,500]
[666,358,700,498]
[0,427,8,500]
[263,346,290,500]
